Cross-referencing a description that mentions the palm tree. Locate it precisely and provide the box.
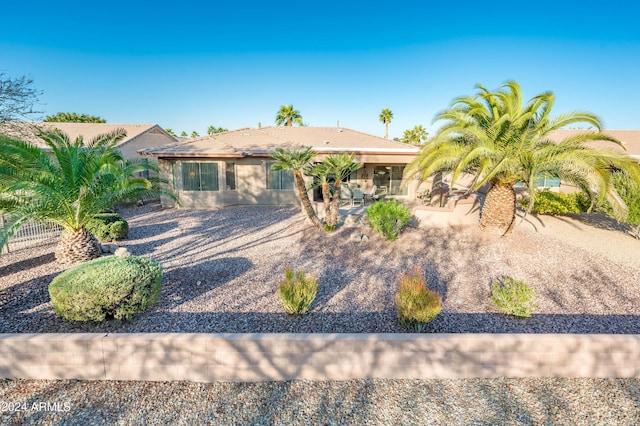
[275,105,303,126]
[379,108,393,139]
[322,154,362,227]
[0,129,175,264]
[269,147,322,230]
[401,125,429,145]
[305,162,332,226]
[404,81,640,235]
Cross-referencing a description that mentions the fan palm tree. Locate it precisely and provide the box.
[270,147,322,230]
[0,129,175,264]
[275,105,303,126]
[379,108,393,139]
[404,81,640,235]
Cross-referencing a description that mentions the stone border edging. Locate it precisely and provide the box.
[1,333,638,382]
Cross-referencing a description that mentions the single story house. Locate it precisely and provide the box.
[544,130,640,192]
[139,126,420,209]
[1,122,177,165]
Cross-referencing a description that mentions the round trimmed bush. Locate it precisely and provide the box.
[86,213,129,242]
[49,256,162,322]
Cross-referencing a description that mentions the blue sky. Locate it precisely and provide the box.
[2,1,639,139]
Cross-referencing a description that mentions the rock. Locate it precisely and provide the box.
[350,232,368,242]
[114,247,131,257]
[108,244,119,254]
[344,214,360,227]
[100,244,110,253]
[349,233,362,242]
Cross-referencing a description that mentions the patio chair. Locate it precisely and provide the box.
[364,185,379,204]
[352,189,364,206]
[340,187,353,206]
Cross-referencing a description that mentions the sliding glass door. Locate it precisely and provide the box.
[372,165,407,196]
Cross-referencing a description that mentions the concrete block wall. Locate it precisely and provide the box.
[0,333,638,382]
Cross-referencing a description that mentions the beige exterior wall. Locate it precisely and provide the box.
[1,333,638,382]
[165,158,299,209]
[160,154,421,209]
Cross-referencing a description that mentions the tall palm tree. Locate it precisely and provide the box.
[379,108,393,139]
[0,129,175,264]
[275,105,303,126]
[270,147,323,230]
[404,81,640,235]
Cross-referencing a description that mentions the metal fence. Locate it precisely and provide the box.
[0,215,63,255]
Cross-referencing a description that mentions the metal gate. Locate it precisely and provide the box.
[0,215,62,255]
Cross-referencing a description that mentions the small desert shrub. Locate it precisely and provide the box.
[49,256,162,322]
[490,277,537,318]
[520,191,590,215]
[278,267,318,315]
[367,199,411,241]
[395,267,442,332]
[86,213,129,242]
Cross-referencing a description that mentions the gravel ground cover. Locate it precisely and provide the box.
[2,378,639,425]
[1,202,639,334]
[2,203,640,424]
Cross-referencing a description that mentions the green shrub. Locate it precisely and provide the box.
[86,213,129,242]
[520,191,590,215]
[49,256,162,322]
[277,267,318,315]
[395,267,442,332]
[366,199,412,241]
[490,277,537,318]
[596,171,640,238]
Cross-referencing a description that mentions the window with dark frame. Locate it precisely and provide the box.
[266,162,294,190]
[181,162,219,191]
[225,162,236,190]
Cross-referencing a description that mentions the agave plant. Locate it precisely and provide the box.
[0,129,175,264]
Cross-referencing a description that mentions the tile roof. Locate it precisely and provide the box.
[139,126,419,158]
[0,122,176,148]
[548,130,640,158]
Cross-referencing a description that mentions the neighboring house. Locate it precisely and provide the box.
[547,130,640,192]
[139,126,420,209]
[1,122,177,165]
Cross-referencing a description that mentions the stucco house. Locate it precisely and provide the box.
[139,126,420,209]
[1,122,177,165]
[545,130,640,192]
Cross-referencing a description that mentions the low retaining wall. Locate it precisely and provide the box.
[1,333,638,382]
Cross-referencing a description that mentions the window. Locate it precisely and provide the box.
[225,162,236,190]
[137,158,149,179]
[266,162,294,190]
[172,162,178,190]
[181,162,219,191]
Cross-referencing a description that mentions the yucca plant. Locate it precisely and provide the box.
[277,267,318,315]
[404,80,640,235]
[395,267,442,332]
[0,129,176,264]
